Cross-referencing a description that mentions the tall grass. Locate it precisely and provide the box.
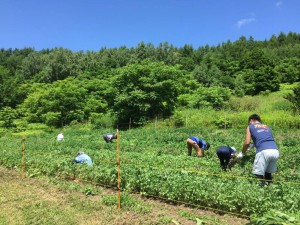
[157,86,297,130]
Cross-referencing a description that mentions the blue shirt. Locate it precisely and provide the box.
[189,136,207,149]
[249,123,278,153]
[74,154,93,165]
[216,146,236,158]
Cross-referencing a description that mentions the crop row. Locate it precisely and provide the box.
[0,127,299,217]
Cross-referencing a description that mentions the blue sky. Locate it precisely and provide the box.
[0,0,299,51]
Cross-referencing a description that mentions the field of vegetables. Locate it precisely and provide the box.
[0,123,299,220]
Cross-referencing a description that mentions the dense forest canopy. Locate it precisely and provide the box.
[1,32,300,128]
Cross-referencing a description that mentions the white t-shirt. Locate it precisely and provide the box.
[57,133,64,141]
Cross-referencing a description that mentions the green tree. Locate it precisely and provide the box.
[0,65,25,107]
[193,63,222,87]
[191,86,231,110]
[133,42,156,63]
[241,66,280,96]
[155,42,179,65]
[0,66,11,106]
[178,44,195,71]
[113,61,183,125]
[252,66,280,95]
[21,78,87,127]
[193,63,210,87]
[285,83,300,114]
[233,72,246,97]
[36,48,82,83]
[18,51,45,80]
[275,62,298,83]
[0,106,17,128]
[240,48,273,70]
[275,57,300,83]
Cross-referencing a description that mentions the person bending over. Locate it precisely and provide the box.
[186,136,210,157]
[237,114,279,186]
[216,146,236,171]
[73,151,93,165]
[103,133,117,143]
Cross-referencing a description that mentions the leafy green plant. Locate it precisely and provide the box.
[214,117,232,129]
[171,111,185,128]
[84,187,98,196]
[90,112,116,129]
[285,83,300,114]
[0,107,17,128]
[1,108,300,219]
[247,210,299,225]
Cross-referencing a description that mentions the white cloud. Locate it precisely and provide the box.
[276,1,283,7]
[236,18,256,28]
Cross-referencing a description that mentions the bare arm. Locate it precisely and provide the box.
[242,126,251,153]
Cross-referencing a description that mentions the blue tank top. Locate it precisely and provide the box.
[249,123,278,153]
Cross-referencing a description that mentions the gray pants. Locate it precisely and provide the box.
[252,149,279,176]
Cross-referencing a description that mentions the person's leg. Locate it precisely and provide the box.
[196,147,204,157]
[186,139,193,156]
[187,138,203,157]
[252,152,266,187]
[224,158,230,171]
[264,172,272,185]
[221,160,227,171]
[216,150,225,170]
[264,149,279,185]
[217,150,227,170]
[219,157,226,170]
[255,174,265,187]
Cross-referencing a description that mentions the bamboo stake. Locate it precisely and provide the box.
[116,129,121,209]
[21,132,26,179]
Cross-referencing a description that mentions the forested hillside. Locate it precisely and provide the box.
[1,32,300,128]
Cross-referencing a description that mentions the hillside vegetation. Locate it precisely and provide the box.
[1,32,300,129]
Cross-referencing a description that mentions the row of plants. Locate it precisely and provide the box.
[0,126,299,218]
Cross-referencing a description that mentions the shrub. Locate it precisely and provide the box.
[42,112,61,127]
[171,111,185,127]
[0,107,17,128]
[90,113,116,129]
[272,100,292,111]
[228,96,260,111]
[285,83,300,114]
[214,117,232,129]
[26,123,49,130]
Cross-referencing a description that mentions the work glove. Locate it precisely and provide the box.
[237,152,244,159]
[248,143,254,150]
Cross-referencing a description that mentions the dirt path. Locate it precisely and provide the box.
[0,167,249,225]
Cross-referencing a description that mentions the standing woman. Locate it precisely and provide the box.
[237,114,279,186]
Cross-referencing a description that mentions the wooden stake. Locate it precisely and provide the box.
[116,129,121,209]
[21,132,26,179]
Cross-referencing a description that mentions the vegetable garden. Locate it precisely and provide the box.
[0,123,299,221]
